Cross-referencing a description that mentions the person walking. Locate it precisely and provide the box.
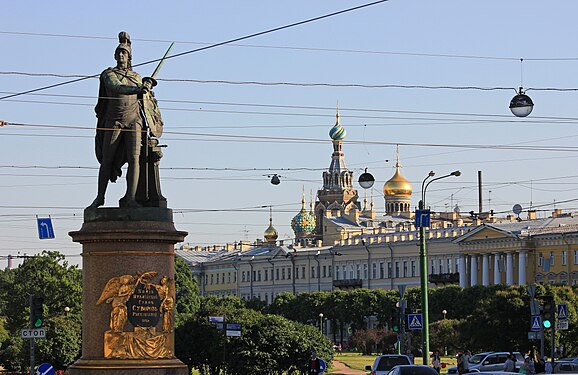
[309,351,322,374]
[504,353,516,372]
[432,352,441,374]
[544,358,553,374]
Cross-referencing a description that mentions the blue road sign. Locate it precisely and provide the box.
[415,210,431,228]
[37,218,55,239]
[226,323,242,330]
[319,358,327,373]
[37,362,54,375]
[558,304,568,320]
[407,313,423,330]
[209,316,224,323]
[531,315,542,331]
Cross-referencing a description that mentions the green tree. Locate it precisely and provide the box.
[0,251,82,371]
[174,256,200,326]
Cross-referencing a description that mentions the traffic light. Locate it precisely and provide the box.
[540,295,555,329]
[391,308,401,332]
[30,295,44,328]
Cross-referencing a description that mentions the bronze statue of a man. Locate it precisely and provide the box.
[88,32,154,209]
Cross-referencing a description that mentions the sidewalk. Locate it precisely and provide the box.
[329,360,368,375]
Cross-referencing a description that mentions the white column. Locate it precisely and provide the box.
[470,255,478,286]
[518,250,527,285]
[493,252,501,284]
[506,252,514,285]
[482,253,490,286]
[459,255,467,287]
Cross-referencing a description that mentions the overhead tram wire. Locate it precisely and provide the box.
[0,0,390,101]
[4,31,578,62]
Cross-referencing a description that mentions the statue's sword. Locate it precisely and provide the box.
[141,42,173,202]
[144,42,175,87]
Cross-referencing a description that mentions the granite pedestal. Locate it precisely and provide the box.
[68,207,188,375]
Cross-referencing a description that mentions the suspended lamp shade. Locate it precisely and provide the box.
[509,88,534,117]
[358,169,375,189]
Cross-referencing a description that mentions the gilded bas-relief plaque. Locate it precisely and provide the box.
[97,272,175,359]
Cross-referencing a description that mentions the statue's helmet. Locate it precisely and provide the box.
[115,31,132,59]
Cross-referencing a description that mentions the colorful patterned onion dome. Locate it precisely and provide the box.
[329,111,346,140]
[291,195,316,236]
[383,166,413,197]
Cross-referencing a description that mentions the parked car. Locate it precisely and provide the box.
[387,365,439,375]
[447,352,524,374]
[365,354,413,375]
[554,361,578,373]
[559,358,578,364]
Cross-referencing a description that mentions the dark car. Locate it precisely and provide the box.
[387,364,440,375]
[366,354,413,375]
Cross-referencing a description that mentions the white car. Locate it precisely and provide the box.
[365,354,413,375]
[447,352,524,374]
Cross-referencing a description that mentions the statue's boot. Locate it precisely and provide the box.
[87,196,105,209]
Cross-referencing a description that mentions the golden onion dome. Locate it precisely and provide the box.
[383,166,413,197]
[264,208,278,243]
[264,222,278,243]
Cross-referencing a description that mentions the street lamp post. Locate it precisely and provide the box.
[418,170,460,366]
[442,309,447,319]
[319,313,324,335]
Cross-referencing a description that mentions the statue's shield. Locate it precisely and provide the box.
[142,92,164,137]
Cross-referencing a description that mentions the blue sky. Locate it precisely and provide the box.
[2,1,578,267]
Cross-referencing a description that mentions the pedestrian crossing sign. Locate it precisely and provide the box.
[407,313,423,330]
[531,315,541,331]
[558,304,568,320]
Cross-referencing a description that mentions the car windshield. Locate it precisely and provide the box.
[377,357,410,371]
[469,354,486,365]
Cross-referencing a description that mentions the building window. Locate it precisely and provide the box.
[234,273,237,283]
[395,262,400,278]
[430,259,435,274]
[323,265,327,278]
[264,269,268,281]
[282,268,286,280]
[387,262,392,278]
[302,266,306,279]
[241,271,245,282]
[550,252,555,265]
[215,273,219,284]
[447,259,452,273]
[439,259,443,274]
[538,253,543,266]
[288,267,292,280]
[574,250,578,265]
[311,266,316,279]
[380,262,385,279]
[228,272,231,283]
[336,266,340,280]
[257,270,261,282]
[562,250,567,266]
[349,265,354,279]
[372,263,377,279]
[328,265,332,277]
[276,268,280,280]
[211,274,214,285]
[411,260,416,277]
[363,264,368,279]
[403,261,408,278]
[204,275,208,285]
[356,264,361,279]
[252,270,256,282]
